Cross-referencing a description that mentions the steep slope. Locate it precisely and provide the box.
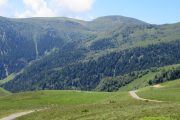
[2,40,180,92]
[0,15,152,80]
[1,16,180,92]
[0,17,93,79]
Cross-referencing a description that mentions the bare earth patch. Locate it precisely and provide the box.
[152,84,164,88]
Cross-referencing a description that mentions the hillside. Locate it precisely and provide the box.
[137,79,180,103]
[0,15,149,79]
[119,64,180,91]
[0,87,11,97]
[1,16,180,92]
[2,41,180,92]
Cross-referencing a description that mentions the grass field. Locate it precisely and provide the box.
[137,79,180,104]
[0,90,179,120]
[0,90,117,118]
[1,64,180,120]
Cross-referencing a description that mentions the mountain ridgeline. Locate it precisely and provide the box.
[0,16,180,92]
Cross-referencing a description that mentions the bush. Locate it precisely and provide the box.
[82,109,89,113]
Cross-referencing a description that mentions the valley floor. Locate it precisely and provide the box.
[0,70,180,120]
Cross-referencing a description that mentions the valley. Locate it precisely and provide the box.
[0,15,180,120]
[0,78,180,120]
[0,63,180,119]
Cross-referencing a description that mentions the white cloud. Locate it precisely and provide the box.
[0,0,8,16]
[15,0,56,18]
[0,0,8,6]
[15,0,95,18]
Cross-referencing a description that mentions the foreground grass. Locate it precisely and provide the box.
[16,93,180,120]
[137,79,180,103]
[0,90,118,118]
[140,117,176,120]
[17,102,180,120]
[0,90,179,120]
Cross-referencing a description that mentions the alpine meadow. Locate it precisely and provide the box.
[0,0,180,120]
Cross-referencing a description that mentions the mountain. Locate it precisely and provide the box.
[0,16,180,92]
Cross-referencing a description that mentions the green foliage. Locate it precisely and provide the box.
[149,66,180,85]
[81,109,89,113]
[2,41,180,92]
[96,73,137,92]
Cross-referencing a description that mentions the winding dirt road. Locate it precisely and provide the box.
[129,90,163,102]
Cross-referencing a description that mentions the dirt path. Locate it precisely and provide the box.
[129,90,163,102]
[0,108,47,120]
[0,111,34,120]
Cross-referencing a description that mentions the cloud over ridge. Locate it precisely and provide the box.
[15,0,95,18]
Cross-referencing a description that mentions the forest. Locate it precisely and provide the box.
[2,40,180,92]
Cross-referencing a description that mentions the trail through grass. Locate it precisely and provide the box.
[137,79,180,103]
[0,90,179,120]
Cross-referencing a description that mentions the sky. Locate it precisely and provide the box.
[0,0,180,24]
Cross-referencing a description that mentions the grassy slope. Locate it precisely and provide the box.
[119,64,180,91]
[0,90,179,120]
[0,73,16,85]
[137,79,180,104]
[0,88,11,97]
[120,72,157,91]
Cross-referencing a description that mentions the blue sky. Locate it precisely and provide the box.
[90,0,180,24]
[0,0,180,24]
